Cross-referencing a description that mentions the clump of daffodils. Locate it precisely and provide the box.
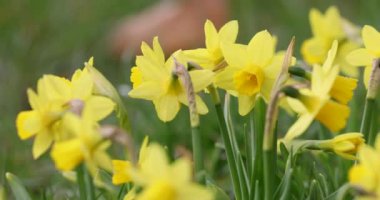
[11,5,380,200]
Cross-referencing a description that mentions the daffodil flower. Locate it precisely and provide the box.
[184,20,238,71]
[318,132,364,160]
[128,143,213,200]
[50,106,113,176]
[285,41,350,140]
[16,66,115,158]
[347,25,380,88]
[215,30,285,115]
[301,6,360,76]
[349,135,380,199]
[128,37,214,122]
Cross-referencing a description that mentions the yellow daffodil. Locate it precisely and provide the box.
[285,41,350,140]
[128,37,214,122]
[215,30,286,115]
[347,25,380,88]
[50,106,113,176]
[318,132,364,160]
[301,6,360,76]
[128,143,213,200]
[16,63,115,159]
[184,20,238,71]
[112,136,149,185]
[349,135,380,199]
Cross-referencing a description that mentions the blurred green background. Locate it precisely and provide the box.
[1,0,380,199]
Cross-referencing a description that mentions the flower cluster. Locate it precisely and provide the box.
[12,4,380,200]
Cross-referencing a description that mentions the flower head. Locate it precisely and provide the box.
[347,25,380,88]
[128,37,214,122]
[50,105,113,176]
[285,41,350,140]
[349,135,380,199]
[215,30,289,115]
[319,132,364,160]
[301,6,360,76]
[184,20,238,71]
[112,136,149,185]
[129,143,213,200]
[16,68,115,159]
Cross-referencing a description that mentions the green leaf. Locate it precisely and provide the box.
[5,172,31,200]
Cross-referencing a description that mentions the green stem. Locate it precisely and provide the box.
[76,164,95,200]
[368,102,378,146]
[209,86,242,200]
[191,126,205,183]
[251,98,266,200]
[76,165,87,200]
[263,149,275,200]
[360,99,375,143]
[83,166,95,200]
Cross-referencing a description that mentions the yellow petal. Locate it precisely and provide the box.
[284,114,315,141]
[189,69,214,92]
[27,89,40,110]
[322,40,338,72]
[184,48,214,69]
[40,75,71,102]
[16,111,41,140]
[153,95,180,122]
[152,37,165,64]
[218,20,239,43]
[71,69,93,100]
[316,100,350,132]
[364,66,372,89]
[195,95,208,115]
[301,37,329,64]
[214,66,239,90]
[221,43,249,69]
[238,94,256,116]
[86,96,115,121]
[309,8,324,37]
[346,48,374,67]
[362,25,380,55]
[137,144,169,183]
[247,30,276,66]
[128,81,165,100]
[171,158,191,183]
[32,130,53,159]
[178,184,214,200]
[204,20,219,51]
[263,53,285,79]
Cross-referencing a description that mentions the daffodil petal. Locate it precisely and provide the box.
[128,81,164,100]
[16,110,41,140]
[346,48,374,67]
[218,20,239,43]
[364,66,372,89]
[32,130,53,159]
[153,95,180,122]
[214,66,239,90]
[362,25,380,55]
[221,43,249,69]
[247,30,276,66]
[205,20,219,51]
[189,69,214,92]
[86,96,115,121]
[285,114,314,141]
[238,94,256,116]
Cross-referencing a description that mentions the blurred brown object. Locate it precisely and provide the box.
[110,0,228,57]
